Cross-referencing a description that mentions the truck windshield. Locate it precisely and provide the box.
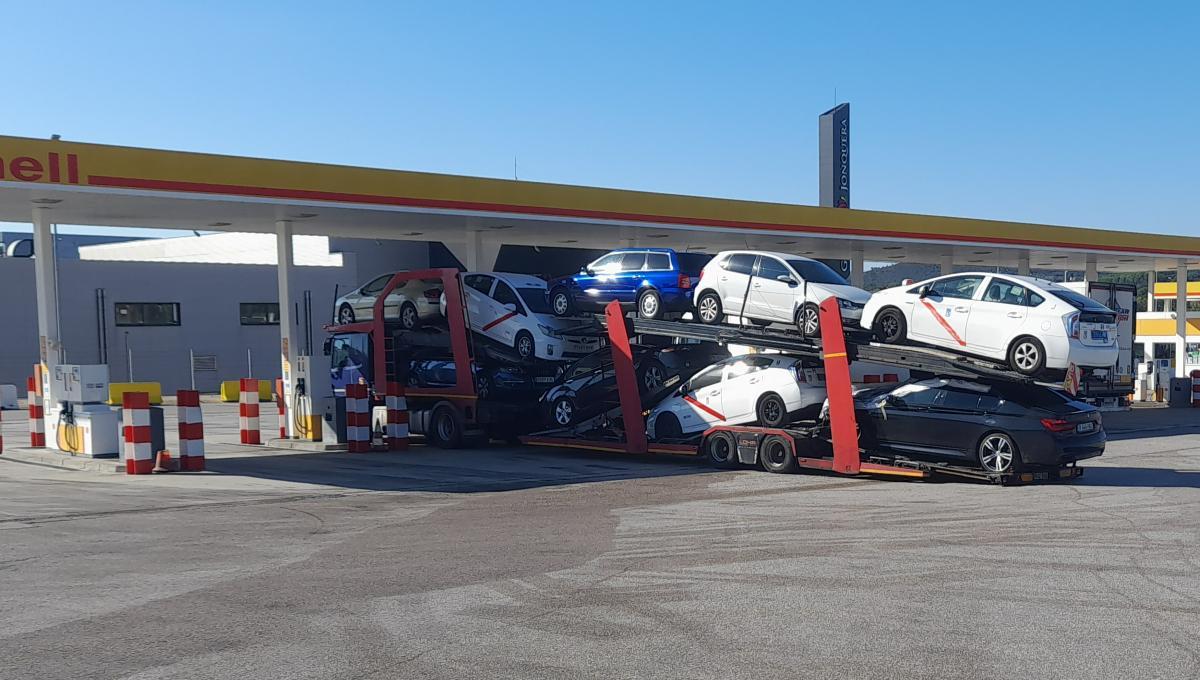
[517,287,553,314]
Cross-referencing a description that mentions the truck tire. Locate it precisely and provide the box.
[759,434,798,473]
[428,404,465,449]
[704,430,738,468]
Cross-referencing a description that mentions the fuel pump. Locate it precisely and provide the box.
[46,364,121,457]
[291,354,329,440]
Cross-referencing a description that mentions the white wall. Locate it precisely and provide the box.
[0,258,357,393]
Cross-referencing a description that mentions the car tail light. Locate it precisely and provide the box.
[1067,312,1080,339]
[1040,417,1076,433]
[423,288,441,301]
[679,273,692,289]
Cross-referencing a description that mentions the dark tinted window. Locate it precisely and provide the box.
[977,395,1003,412]
[894,386,939,407]
[724,253,757,275]
[240,303,279,325]
[757,257,791,280]
[619,252,648,271]
[516,287,551,314]
[568,354,603,379]
[786,259,848,285]
[492,282,523,312]
[929,275,984,300]
[115,302,181,327]
[676,252,713,272]
[1049,288,1112,312]
[935,389,982,410]
[645,253,671,270]
[994,384,1074,411]
[1027,292,1045,307]
[689,365,723,391]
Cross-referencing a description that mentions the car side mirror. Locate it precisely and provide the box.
[777,274,798,286]
[582,267,594,276]
[503,302,517,313]
[677,383,689,395]
[885,394,904,407]
[321,338,332,356]
[917,285,931,299]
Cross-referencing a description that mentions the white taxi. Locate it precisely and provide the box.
[448,272,601,361]
[860,273,1119,376]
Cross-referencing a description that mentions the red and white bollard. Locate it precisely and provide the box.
[122,391,154,475]
[1190,370,1200,408]
[239,378,261,445]
[386,381,409,451]
[177,389,205,471]
[27,376,44,448]
[345,384,371,453]
[276,378,287,439]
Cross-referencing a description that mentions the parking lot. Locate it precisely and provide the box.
[0,403,1197,679]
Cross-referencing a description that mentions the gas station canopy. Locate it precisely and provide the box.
[0,135,1197,272]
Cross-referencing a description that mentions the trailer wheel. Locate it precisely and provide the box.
[704,431,738,468]
[756,393,788,428]
[759,434,798,473]
[337,303,356,324]
[428,405,465,449]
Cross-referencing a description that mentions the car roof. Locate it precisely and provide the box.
[603,247,676,254]
[712,250,817,262]
[464,271,548,289]
[915,272,1056,288]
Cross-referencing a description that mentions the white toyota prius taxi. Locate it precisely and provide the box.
[860,273,1119,376]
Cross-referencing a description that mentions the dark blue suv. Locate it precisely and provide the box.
[548,248,712,319]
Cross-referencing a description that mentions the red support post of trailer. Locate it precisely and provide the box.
[606,300,648,454]
[817,299,861,475]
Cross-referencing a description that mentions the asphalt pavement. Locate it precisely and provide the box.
[0,403,1197,679]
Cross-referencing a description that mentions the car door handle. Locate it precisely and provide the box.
[752,283,762,288]
[710,390,721,396]
[1006,311,1023,318]
[954,306,969,313]
[720,276,729,281]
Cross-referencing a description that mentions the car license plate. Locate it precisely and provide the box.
[1076,421,1096,434]
[1090,330,1108,341]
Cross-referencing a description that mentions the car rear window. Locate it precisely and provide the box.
[1048,287,1113,312]
[786,259,848,285]
[677,252,713,272]
[993,384,1073,410]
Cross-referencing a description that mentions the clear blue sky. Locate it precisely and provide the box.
[4,1,1197,238]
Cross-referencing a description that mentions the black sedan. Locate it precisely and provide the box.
[408,359,543,401]
[539,343,728,428]
[844,378,1104,473]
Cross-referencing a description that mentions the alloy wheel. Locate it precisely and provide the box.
[640,293,659,318]
[554,398,573,426]
[642,365,665,390]
[552,292,569,316]
[881,314,899,340]
[401,305,417,329]
[801,307,819,335]
[518,335,534,358]
[979,434,1015,473]
[1014,342,1039,371]
[698,296,719,323]
[338,306,354,324]
[762,398,782,424]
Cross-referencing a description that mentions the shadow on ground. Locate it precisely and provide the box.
[205,446,721,493]
[1070,466,1200,488]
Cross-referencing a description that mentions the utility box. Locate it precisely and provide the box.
[323,396,348,443]
[1168,378,1192,407]
[53,364,110,404]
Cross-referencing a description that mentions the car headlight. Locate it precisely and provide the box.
[837,298,862,310]
[538,323,562,338]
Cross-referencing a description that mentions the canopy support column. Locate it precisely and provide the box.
[1176,260,1189,378]
[1017,251,1030,276]
[32,207,62,403]
[939,253,953,276]
[849,245,864,288]
[458,229,502,271]
[276,220,295,438]
[1085,256,1098,283]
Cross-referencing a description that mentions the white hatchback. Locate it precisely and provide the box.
[860,273,1119,376]
[693,251,871,335]
[449,272,602,362]
[646,354,827,440]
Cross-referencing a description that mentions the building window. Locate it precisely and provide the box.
[115,302,181,327]
[240,303,280,325]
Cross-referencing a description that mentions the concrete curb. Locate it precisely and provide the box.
[0,447,124,473]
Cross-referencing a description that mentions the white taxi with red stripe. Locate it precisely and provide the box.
[646,354,827,439]
[452,272,601,361]
[861,273,1119,377]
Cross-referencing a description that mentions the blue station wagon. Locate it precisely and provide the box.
[548,248,712,319]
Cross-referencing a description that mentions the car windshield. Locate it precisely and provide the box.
[1047,287,1112,312]
[517,287,552,314]
[786,259,848,285]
